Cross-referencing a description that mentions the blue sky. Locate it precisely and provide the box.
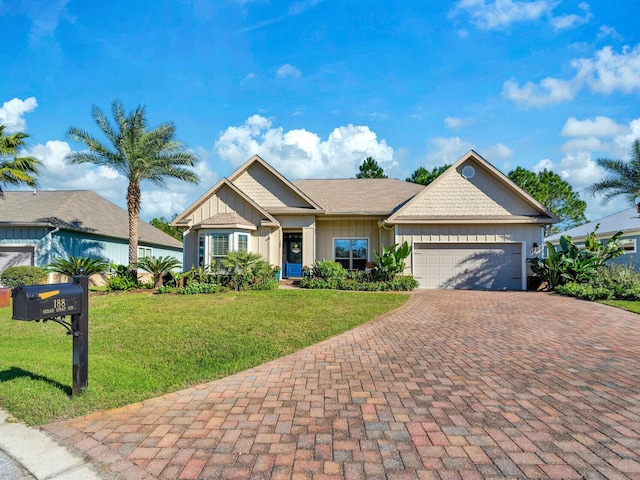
[1,0,639,224]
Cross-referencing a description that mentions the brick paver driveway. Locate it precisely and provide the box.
[45,291,640,479]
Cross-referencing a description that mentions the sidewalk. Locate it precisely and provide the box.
[0,409,109,480]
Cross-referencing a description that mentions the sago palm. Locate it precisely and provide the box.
[590,139,640,210]
[66,101,199,275]
[0,124,41,195]
[135,256,182,288]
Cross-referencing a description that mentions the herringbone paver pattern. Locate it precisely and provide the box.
[44,291,640,479]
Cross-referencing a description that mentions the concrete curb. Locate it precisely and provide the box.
[0,409,106,480]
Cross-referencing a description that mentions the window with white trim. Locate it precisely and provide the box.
[138,246,153,258]
[198,231,251,269]
[334,238,369,270]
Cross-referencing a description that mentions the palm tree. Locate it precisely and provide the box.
[66,101,199,275]
[0,124,41,195]
[135,256,182,288]
[590,139,640,212]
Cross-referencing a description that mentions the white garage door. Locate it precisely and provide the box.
[0,246,35,277]
[413,243,523,290]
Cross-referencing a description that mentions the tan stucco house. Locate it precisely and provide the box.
[172,151,557,290]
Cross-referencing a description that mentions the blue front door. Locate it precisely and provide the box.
[284,233,302,277]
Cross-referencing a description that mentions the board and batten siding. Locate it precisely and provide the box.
[315,219,382,263]
[191,185,265,227]
[396,224,543,274]
[233,164,312,209]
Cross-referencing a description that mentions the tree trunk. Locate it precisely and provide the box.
[127,181,141,279]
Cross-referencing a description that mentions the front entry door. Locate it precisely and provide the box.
[283,233,303,277]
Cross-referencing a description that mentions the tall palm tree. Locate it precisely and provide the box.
[66,101,199,274]
[590,139,640,212]
[0,124,41,195]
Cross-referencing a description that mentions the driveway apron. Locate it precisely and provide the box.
[44,291,640,479]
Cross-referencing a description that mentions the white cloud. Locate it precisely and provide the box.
[543,116,640,221]
[597,25,622,42]
[425,137,475,165]
[550,2,591,31]
[276,64,301,79]
[502,77,579,107]
[444,116,475,130]
[451,0,553,30]
[504,43,640,107]
[0,97,38,132]
[214,115,396,179]
[561,116,627,137]
[485,142,513,159]
[573,44,640,94]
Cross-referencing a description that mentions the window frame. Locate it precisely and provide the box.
[333,237,369,270]
[138,246,153,258]
[620,238,637,254]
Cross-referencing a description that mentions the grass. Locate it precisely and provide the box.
[0,289,408,425]
[600,299,640,314]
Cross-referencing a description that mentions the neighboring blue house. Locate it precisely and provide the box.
[545,207,640,268]
[0,190,183,276]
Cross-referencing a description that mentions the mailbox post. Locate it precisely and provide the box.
[12,275,89,396]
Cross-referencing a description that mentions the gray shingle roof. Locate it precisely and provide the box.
[0,190,182,248]
[546,207,640,241]
[293,179,424,215]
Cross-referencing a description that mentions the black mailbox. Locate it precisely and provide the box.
[12,283,84,321]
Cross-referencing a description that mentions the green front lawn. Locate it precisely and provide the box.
[0,290,408,425]
[600,299,640,314]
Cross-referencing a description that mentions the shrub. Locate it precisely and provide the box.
[311,260,347,280]
[0,266,48,289]
[108,263,138,291]
[46,256,109,277]
[556,282,613,301]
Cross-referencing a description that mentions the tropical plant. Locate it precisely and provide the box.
[0,266,48,289]
[590,139,640,208]
[46,256,109,277]
[527,226,624,290]
[508,167,586,235]
[66,101,199,277]
[0,124,41,195]
[134,256,182,288]
[373,241,412,281]
[107,263,138,291]
[221,251,272,291]
[406,165,450,186]
[356,157,387,179]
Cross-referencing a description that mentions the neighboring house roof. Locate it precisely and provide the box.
[386,150,558,225]
[293,178,424,215]
[546,207,640,242]
[0,190,182,248]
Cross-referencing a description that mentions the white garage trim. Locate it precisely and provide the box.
[412,242,526,291]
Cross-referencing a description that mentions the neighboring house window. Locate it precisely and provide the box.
[198,231,251,270]
[621,238,637,254]
[138,246,153,258]
[334,238,368,270]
